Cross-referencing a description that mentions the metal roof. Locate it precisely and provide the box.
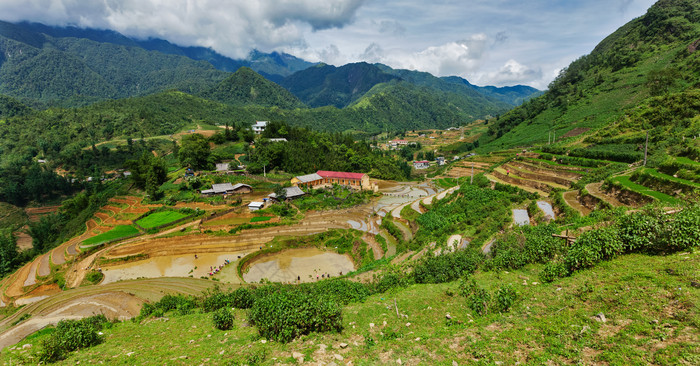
[295,173,323,183]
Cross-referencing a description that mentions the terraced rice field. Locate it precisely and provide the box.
[0,278,221,350]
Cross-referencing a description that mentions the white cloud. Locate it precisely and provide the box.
[480,59,543,86]
[0,0,366,58]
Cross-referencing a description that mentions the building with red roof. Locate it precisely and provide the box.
[291,170,370,190]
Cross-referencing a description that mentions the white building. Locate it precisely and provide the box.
[252,121,268,134]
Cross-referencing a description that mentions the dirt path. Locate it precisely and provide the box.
[585,182,625,207]
[562,191,592,216]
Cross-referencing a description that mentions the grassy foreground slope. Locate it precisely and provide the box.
[3,252,697,365]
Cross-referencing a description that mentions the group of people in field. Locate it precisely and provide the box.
[208,258,231,276]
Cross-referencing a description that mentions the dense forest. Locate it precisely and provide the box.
[245,121,411,180]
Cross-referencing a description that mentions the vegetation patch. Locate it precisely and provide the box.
[135,210,189,229]
[250,216,272,223]
[81,225,140,247]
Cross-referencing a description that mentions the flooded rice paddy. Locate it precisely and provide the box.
[243,248,355,284]
[102,252,246,284]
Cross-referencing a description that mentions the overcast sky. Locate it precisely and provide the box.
[0,0,658,89]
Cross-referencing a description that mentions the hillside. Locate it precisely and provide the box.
[280,62,399,108]
[201,67,305,109]
[0,21,315,107]
[481,0,700,163]
[279,62,536,118]
[0,94,31,118]
[6,21,314,78]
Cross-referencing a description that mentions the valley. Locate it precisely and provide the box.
[0,1,698,364]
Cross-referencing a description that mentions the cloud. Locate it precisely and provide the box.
[479,59,543,86]
[358,34,489,76]
[0,0,366,58]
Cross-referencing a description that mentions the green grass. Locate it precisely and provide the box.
[0,202,27,231]
[610,176,683,205]
[4,252,696,365]
[250,216,272,223]
[675,157,700,166]
[136,211,189,229]
[434,177,458,189]
[640,168,700,188]
[81,225,140,246]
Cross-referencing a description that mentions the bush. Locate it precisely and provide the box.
[662,205,700,252]
[467,287,491,316]
[38,315,107,363]
[617,208,664,253]
[539,260,569,283]
[212,307,235,330]
[494,285,517,313]
[375,268,412,293]
[565,226,623,271]
[413,250,481,284]
[249,289,343,342]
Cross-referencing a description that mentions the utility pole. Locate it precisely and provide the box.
[470,163,474,185]
[643,131,649,166]
[263,164,267,178]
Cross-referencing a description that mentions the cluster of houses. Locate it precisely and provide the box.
[199,169,374,211]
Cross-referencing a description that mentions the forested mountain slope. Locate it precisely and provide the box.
[482,0,700,163]
[201,67,306,109]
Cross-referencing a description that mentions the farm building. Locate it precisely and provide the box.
[413,160,430,169]
[201,183,252,195]
[248,201,265,211]
[268,186,306,201]
[291,170,371,190]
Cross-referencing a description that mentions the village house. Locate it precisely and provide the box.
[268,186,306,201]
[201,183,252,195]
[252,121,268,134]
[290,173,324,189]
[248,201,265,211]
[413,160,430,169]
[388,139,409,149]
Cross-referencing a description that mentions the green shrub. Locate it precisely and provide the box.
[212,307,235,330]
[467,287,491,316]
[565,226,623,271]
[539,260,569,283]
[458,276,478,298]
[375,268,412,293]
[249,289,343,342]
[663,205,700,251]
[413,250,481,284]
[38,315,107,363]
[494,285,517,313]
[617,208,664,252]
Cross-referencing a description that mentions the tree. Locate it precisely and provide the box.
[0,231,19,277]
[178,134,213,170]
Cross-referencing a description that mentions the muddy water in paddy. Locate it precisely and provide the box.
[243,248,354,284]
[101,252,246,284]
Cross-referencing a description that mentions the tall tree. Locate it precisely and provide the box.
[178,134,213,170]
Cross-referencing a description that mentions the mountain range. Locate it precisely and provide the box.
[0,20,539,118]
